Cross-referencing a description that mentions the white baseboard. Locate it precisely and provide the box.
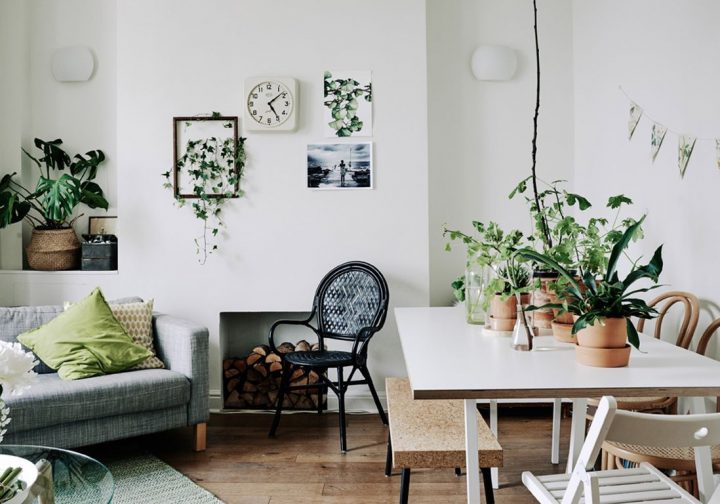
[209,389,387,414]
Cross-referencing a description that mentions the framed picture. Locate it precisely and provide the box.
[173,116,240,198]
[307,143,373,190]
[323,70,372,138]
[88,216,117,235]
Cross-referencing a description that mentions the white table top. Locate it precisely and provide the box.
[395,306,720,400]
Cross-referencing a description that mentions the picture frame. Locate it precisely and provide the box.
[88,216,117,236]
[307,142,373,190]
[173,116,240,199]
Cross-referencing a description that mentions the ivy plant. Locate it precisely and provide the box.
[323,71,372,137]
[163,113,246,265]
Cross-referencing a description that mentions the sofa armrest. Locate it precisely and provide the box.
[152,314,209,425]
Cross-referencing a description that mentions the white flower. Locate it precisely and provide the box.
[0,341,38,396]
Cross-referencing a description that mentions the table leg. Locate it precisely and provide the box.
[464,399,481,503]
[551,398,561,464]
[489,400,499,489]
[567,398,587,473]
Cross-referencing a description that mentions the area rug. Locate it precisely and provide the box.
[108,454,223,504]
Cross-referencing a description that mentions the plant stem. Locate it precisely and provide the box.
[530,0,552,250]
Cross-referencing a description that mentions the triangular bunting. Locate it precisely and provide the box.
[650,123,667,162]
[628,102,643,140]
[678,135,696,178]
[716,139,720,170]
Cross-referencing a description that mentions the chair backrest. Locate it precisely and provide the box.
[567,396,720,504]
[313,261,389,343]
[696,318,720,358]
[637,291,700,349]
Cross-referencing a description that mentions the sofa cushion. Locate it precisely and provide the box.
[17,288,152,380]
[5,369,191,433]
[0,297,143,374]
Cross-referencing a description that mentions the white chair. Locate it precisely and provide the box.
[522,396,720,504]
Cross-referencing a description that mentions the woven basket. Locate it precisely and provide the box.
[26,228,81,271]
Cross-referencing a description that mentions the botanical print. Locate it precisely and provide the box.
[628,102,643,140]
[307,143,372,189]
[678,135,696,178]
[716,139,720,170]
[323,70,372,137]
[650,123,667,162]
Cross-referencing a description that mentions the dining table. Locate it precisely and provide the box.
[395,306,720,504]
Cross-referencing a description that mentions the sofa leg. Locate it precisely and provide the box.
[193,422,207,451]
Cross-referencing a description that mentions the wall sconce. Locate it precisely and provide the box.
[51,46,95,82]
[470,45,517,81]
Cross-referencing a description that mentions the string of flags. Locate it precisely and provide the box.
[623,86,717,178]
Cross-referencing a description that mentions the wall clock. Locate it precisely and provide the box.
[244,77,298,132]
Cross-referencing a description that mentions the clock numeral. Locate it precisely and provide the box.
[281,93,287,98]
[258,115,263,121]
[249,101,254,107]
[266,84,272,90]
[267,118,272,125]
[284,101,289,106]
[251,110,257,116]
[252,93,258,99]
[282,110,286,115]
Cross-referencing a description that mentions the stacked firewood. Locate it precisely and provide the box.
[223,340,326,410]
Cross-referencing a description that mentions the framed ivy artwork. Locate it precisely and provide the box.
[323,70,372,138]
[172,115,241,199]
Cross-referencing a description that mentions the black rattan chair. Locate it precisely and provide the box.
[268,261,389,452]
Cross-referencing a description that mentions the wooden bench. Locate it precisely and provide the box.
[384,377,503,504]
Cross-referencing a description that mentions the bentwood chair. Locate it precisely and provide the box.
[524,396,720,504]
[268,261,389,452]
[602,318,720,496]
[589,291,700,415]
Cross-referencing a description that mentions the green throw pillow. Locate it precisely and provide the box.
[18,288,153,380]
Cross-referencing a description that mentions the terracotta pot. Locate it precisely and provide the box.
[551,320,576,343]
[26,228,80,271]
[575,344,631,368]
[488,316,516,332]
[531,272,558,329]
[575,317,627,349]
[490,293,530,320]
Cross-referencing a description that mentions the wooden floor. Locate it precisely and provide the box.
[88,406,570,504]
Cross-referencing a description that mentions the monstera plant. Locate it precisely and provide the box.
[0,138,109,270]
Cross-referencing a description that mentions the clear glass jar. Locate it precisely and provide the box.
[511,303,534,351]
[465,258,489,325]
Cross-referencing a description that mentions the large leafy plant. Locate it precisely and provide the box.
[0,138,108,229]
[517,217,663,349]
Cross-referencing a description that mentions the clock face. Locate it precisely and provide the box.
[247,81,294,128]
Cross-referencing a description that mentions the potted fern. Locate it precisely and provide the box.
[517,217,663,367]
[0,138,109,270]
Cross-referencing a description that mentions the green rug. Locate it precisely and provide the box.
[107,454,222,504]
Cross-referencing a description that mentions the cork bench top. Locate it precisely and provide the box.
[386,377,503,469]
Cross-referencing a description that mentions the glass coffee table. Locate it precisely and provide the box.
[0,445,113,503]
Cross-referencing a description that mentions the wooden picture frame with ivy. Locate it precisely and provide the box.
[172,115,241,199]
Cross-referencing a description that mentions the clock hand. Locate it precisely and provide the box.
[268,101,280,119]
[268,93,283,105]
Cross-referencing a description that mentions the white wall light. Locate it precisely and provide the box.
[51,46,95,82]
[470,45,517,81]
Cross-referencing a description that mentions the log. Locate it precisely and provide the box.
[269,361,283,373]
[253,363,268,378]
[243,381,258,393]
[224,368,240,379]
[290,369,304,382]
[226,377,240,393]
[265,353,282,364]
[252,345,270,356]
[225,390,243,408]
[276,342,295,354]
[246,353,263,366]
[223,359,233,370]
[295,340,311,352]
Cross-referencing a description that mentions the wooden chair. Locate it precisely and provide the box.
[523,396,720,504]
[589,291,700,415]
[385,378,502,504]
[601,318,720,496]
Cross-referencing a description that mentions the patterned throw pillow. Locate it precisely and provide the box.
[110,300,164,370]
[64,299,164,370]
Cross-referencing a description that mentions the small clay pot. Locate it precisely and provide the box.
[488,316,516,332]
[490,293,530,320]
[575,317,627,349]
[551,321,576,343]
[575,344,631,367]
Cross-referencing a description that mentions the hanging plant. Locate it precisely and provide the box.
[162,112,246,264]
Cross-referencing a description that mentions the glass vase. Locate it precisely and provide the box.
[465,260,489,325]
[511,304,534,351]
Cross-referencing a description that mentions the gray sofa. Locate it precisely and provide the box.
[0,298,209,450]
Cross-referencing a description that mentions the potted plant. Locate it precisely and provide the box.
[0,138,108,270]
[445,222,535,332]
[517,217,663,367]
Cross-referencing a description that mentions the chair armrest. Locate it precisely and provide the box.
[153,313,209,425]
[268,316,318,353]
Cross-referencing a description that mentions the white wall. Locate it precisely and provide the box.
[426,0,574,305]
[1,0,430,405]
[572,1,720,348]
